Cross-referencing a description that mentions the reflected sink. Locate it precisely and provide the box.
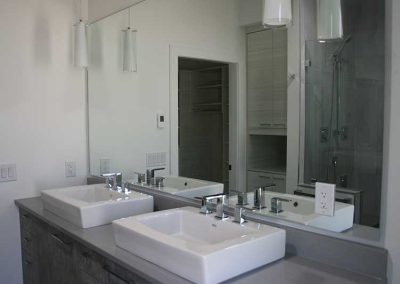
[113,207,285,284]
[229,192,354,232]
[41,184,153,228]
[139,176,224,199]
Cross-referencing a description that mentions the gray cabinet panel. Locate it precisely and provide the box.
[19,210,151,284]
[247,28,288,133]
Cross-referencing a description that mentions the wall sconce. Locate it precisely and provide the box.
[317,0,343,40]
[122,8,137,72]
[263,0,292,26]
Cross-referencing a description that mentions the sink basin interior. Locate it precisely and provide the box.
[60,185,129,203]
[140,209,257,246]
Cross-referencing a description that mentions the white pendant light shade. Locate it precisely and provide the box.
[73,21,88,68]
[317,0,343,40]
[123,28,137,72]
[263,0,292,26]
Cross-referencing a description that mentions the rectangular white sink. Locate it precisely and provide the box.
[41,184,153,228]
[141,176,224,199]
[229,192,354,232]
[113,207,285,284]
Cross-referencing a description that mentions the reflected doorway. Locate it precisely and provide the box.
[178,58,230,192]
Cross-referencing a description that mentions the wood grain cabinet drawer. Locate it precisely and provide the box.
[74,244,106,283]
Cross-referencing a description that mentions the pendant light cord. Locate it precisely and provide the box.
[128,7,131,29]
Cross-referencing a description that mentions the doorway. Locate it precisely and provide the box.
[178,57,230,191]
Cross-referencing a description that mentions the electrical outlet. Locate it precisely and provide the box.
[65,161,76,177]
[100,158,110,174]
[315,182,335,216]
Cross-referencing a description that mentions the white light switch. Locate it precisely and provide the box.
[315,182,335,216]
[65,161,76,178]
[1,168,7,179]
[0,164,17,182]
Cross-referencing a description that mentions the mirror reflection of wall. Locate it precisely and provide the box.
[301,0,385,228]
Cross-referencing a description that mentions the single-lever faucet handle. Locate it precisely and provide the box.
[270,197,291,213]
[199,196,214,214]
[134,172,146,184]
[101,173,122,191]
[233,205,247,224]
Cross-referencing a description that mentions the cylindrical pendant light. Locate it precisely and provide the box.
[73,20,88,68]
[122,7,137,72]
[317,0,343,40]
[263,0,292,26]
[122,28,137,72]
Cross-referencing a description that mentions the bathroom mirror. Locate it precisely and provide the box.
[87,0,384,239]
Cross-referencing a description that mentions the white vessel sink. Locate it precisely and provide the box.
[229,192,354,232]
[113,207,285,284]
[141,176,224,199]
[41,184,153,228]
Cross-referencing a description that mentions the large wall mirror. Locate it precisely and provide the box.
[87,0,385,241]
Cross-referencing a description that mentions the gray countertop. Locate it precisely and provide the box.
[15,197,382,284]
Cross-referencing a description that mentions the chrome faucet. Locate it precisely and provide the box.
[199,194,228,219]
[254,184,275,209]
[270,197,290,213]
[231,190,248,206]
[101,172,122,191]
[146,168,165,186]
[134,172,146,184]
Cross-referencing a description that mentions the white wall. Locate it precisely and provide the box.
[239,0,263,27]
[88,0,142,23]
[382,0,400,282]
[87,0,246,184]
[0,0,88,283]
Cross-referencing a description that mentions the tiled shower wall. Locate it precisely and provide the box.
[304,0,385,227]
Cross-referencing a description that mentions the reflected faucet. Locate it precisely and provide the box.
[254,184,275,209]
[270,197,290,214]
[101,172,122,191]
[146,168,165,186]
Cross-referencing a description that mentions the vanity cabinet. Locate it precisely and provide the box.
[247,28,288,135]
[247,170,286,193]
[19,209,151,284]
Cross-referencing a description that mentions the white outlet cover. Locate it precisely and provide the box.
[315,182,335,216]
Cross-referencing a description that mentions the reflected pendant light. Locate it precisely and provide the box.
[263,0,292,26]
[122,8,137,72]
[73,0,88,68]
[317,0,343,40]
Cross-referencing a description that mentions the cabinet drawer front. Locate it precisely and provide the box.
[75,244,105,282]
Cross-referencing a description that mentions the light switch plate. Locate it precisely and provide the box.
[0,164,17,182]
[315,182,335,216]
[65,161,76,177]
[157,113,165,129]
